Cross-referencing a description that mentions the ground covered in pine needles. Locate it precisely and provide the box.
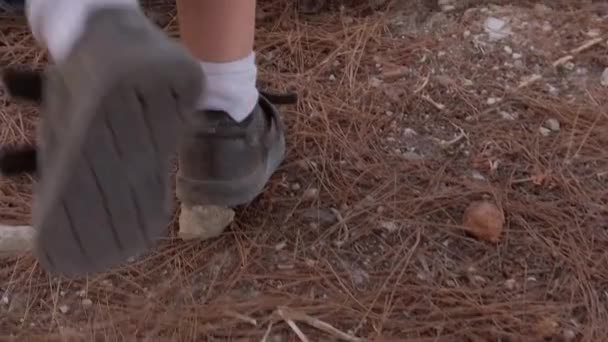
[0,1,607,341]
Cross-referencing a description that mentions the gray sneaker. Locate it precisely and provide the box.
[32,7,203,277]
[175,92,296,240]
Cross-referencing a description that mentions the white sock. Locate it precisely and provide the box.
[198,52,259,123]
[26,0,140,62]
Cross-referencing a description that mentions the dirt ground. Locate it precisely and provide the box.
[1,0,607,341]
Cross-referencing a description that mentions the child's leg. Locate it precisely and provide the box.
[25,0,204,276]
[174,0,286,239]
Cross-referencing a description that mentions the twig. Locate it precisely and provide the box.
[568,36,605,55]
[421,94,446,111]
[488,35,607,108]
[277,307,364,342]
[222,310,257,326]
[260,321,274,342]
[413,73,430,94]
[330,208,349,247]
[435,127,467,148]
[0,224,34,256]
[277,308,310,342]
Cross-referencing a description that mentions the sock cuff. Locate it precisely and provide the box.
[197,52,258,122]
[199,52,256,75]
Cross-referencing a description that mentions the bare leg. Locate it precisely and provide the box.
[174,0,287,240]
[176,0,255,63]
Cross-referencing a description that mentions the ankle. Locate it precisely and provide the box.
[197,52,259,123]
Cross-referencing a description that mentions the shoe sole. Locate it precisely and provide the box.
[33,24,202,277]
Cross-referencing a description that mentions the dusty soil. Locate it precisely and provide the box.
[1,0,607,341]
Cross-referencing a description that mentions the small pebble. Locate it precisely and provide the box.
[329,74,336,81]
[586,29,600,37]
[303,188,319,199]
[512,53,522,59]
[81,299,93,306]
[513,60,524,68]
[539,127,551,137]
[601,68,608,87]
[471,171,486,181]
[486,97,500,105]
[370,77,382,87]
[380,221,398,233]
[505,278,517,290]
[547,84,559,95]
[274,241,287,251]
[472,275,487,285]
[545,118,560,131]
[290,183,301,191]
[402,128,417,137]
[1,295,8,305]
[499,111,516,120]
[503,45,513,54]
[484,17,510,41]
[59,305,70,314]
[305,259,317,267]
[563,329,576,341]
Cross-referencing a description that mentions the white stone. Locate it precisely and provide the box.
[380,221,399,233]
[303,188,319,199]
[178,205,235,241]
[539,127,551,136]
[563,329,576,341]
[487,97,500,105]
[545,118,560,131]
[504,279,516,290]
[499,111,516,120]
[370,77,382,87]
[601,68,608,87]
[471,171,486,181]
[402,128,417,137]
[274,241,287,251]
[484,17,511,41]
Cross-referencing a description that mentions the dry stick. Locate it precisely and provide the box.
[222,309,257,326]
[277,307,364,342]
[260,321,274,342]
[0,224,35,256]
[276,307,311,342]
[496,36,607,102]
